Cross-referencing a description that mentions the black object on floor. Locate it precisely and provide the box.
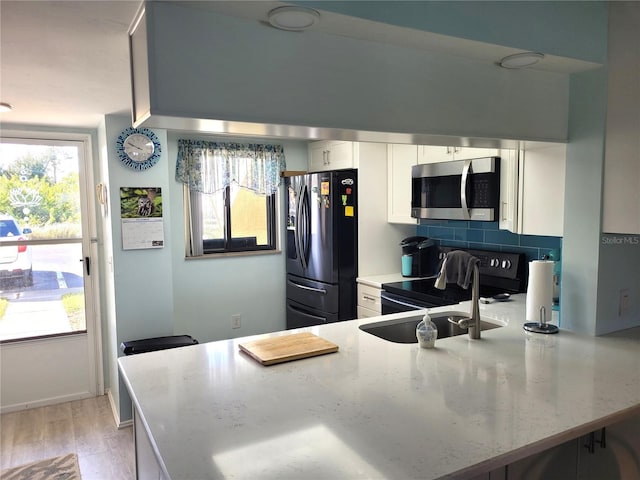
[121,335,199,355]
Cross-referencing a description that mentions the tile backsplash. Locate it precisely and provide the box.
[416,220,562,262]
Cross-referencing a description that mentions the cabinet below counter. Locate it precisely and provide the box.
[356,273,419,318]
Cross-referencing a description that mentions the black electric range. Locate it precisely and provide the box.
[381,247,527,314]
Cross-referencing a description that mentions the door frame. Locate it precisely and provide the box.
[0,129,103,412]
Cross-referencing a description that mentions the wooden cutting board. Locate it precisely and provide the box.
[239,332,339,366]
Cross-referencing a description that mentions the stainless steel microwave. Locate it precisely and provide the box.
[411,157,500,221]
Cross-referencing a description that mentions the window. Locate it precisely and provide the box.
[200,184,276,253]
[0,137,92,342]
[176,140,285,256]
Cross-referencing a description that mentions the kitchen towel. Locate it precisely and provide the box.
[526,260,554,324]
[435,250,479,290]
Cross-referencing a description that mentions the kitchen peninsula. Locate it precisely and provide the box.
[119,297,640,479]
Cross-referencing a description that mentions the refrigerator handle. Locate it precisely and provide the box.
[288,302,328,323]
[300,184,311,270]
[287,279,327,295]
[294,182,304,270]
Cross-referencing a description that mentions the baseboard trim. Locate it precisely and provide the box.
[106,388,132,429]
[0,391,92,414]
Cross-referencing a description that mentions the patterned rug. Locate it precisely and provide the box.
[0,453,81,480]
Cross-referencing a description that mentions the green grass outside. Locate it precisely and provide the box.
[62,292,85,331]
[28,223,82,240]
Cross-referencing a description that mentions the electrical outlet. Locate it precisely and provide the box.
[619,289,630,317]
[232,314,241,329]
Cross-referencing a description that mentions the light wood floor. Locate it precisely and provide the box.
[0,395,134,480]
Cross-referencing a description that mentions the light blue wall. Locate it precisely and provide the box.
[299,1,608,63]
[560,71,607,335]
[144,1,571,142]
[166,132,309,343]
[100,120,308,422]
[597,237,640,334]
[101,115,175,421]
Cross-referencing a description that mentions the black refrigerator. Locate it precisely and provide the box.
[286,169,358,329]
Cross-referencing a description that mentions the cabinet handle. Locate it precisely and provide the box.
[362,294,378,302]
[502,201,508,221]
[584,432,595,453]
[584,427,606,454]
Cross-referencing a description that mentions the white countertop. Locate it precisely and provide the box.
[118,296,640,479]
[357,272,417,288]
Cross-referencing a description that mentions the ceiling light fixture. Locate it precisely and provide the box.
[267,6,319,32]
[499,52,544,69]
[0,102,13,113]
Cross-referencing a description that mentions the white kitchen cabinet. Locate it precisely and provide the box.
[308,140,356,172]
[577,414,640,480]
[135,407,168,480]
[417,145,499,164]
[357,143,415,276]
[498,149,519,232]
[387,144,418,224]
[357,305,381,319]
[602,3,640,234]
[506,438,578,479]
[518,143,565,236]
[357,283,382,317]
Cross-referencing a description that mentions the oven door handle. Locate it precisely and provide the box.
[380,291,428,310]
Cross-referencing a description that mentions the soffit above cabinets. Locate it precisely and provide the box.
[184,1,601,75]
[1,0,601,130]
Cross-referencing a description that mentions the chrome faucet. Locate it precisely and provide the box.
[448,263,481,339]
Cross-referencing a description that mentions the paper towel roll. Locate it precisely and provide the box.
[526,260,554,323]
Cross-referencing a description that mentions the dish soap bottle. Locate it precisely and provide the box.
[416,312,438,348]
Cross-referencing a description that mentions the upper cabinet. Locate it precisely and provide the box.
[308,141,356,172]
[501,144,566,237]
[387,144,418,225]
[602,3,640,234]
[498,149,519,233]
[387,143,566,236]
[418,146,499,164]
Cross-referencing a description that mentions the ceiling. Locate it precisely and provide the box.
[0,1,601,131]
[0,1,140,129]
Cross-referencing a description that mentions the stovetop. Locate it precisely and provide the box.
[382,247,528,306]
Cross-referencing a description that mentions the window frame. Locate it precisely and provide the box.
[200,185,278,255]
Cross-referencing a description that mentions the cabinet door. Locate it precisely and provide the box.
[387,144,418,224]
[357,305,381,319]
[135,407,167,480]
[326,141,354,170]
[454,147,499,160]
[507,438,578,479]
[602,3,640,234]
[577,416,640,480]
[308,141,329,172]
[357,283,382,313]
[417,145,452,164]
[499,149,519,232]
[518,144,566,237]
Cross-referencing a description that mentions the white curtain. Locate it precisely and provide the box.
[176,140,285,256]
[175,140,286,195]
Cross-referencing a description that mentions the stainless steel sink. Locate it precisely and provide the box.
[359,311,503,344]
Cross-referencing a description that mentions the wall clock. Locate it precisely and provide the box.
[116,127,161,171]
